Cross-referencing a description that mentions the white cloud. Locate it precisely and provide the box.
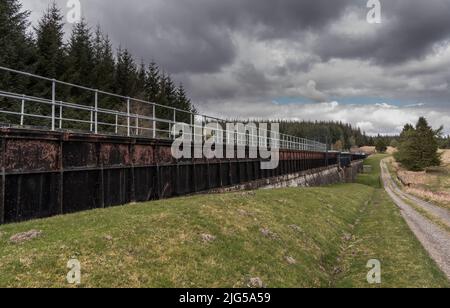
[198,100,450,136]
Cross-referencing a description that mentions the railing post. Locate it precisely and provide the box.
[90,110,93,132]
[20,95,25,126]
[94,90,98,134]
[172,109,176,140]
[59,103,62,129]
[127,97,130,137]
[135,116,139,136]
[190,113,194,142]
[152,104,156,139]
[51,79,56,131]
[115,114,118,134]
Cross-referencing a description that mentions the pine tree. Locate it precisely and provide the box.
[395,118,442,171]
[62,19,95,129]
[415,117,442,168]
[65,19,94,92]
[92,27,115,93]
[145,62,160,103]
[115,47,137,97]
[32,1,65,124]
[0,0,35,90]
[34,2,65,80]
[175,83,194,123]
[157,71,168,106]
[163,74,177,107]
[0,0,35,124]
[136,59,146,99]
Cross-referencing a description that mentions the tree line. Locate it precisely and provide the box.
[278,120,372,150]
[0,1,195,132]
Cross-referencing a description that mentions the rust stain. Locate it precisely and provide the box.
[157,145,174,164]
[133,145,155,166]
[100,143,131,166]
[5,139,59,171]
[63,142,98,168]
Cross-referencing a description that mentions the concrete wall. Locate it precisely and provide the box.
[209,160,364,193]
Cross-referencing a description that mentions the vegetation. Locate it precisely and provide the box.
[395,117,442,171]
[375,138,388,153]
[0,1,195,128]
[439,135,450,149]
[387,151,450,209]
[0,154,447,288]
[278,121,372,150]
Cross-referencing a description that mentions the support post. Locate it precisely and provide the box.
[127,97,131,137]
[153,105,156,139]
[51,79,56,131]
[135,116,139,136]
[90,110,93,132]
[20,95,25,126]
[59,103,63,129]
[94,90,98,134]
[172,109,176,139]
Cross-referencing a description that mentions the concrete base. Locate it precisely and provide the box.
[208,160,364,193]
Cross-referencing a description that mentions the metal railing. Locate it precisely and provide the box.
[0,66,327,152]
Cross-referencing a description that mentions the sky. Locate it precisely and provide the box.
[20,0,450,135]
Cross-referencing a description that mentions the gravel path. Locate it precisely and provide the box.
[385,166,450,228]
[381,160,450,280]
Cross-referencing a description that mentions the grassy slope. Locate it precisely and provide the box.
[0,155,448,288]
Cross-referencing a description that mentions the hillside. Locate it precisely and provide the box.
[0,155,448,288]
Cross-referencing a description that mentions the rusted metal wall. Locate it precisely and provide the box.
[0,128,354,224]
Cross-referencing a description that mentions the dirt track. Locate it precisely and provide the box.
[381,160,450,280]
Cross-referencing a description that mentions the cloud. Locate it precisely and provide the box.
[314,0,450,65]
[302,80,328,102]
[20,0,450,135]
[198,100,450,136]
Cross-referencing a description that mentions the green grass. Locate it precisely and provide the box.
[335,154,449,287]
[0,154,448,288]
[356,154,389,188]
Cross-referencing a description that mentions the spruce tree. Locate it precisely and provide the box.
[115,47,137,97]
[164,75,177,107]
[34,2,65,80]
[65,19,94,92]
[175,83,191,123]
[63,19,94,129]
[0,0,35,124]
[395,118,442,171]
[136,59,146,99]
[415,117,442,168]
[33,1,65,125]
[92,28,115,94]
[0,0,34,88]
[145,62,160,103]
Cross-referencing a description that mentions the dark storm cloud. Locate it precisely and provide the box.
[27,0,450,71]
[21,0,450,134]
[314,0,450,64]
[26,0,354,74]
